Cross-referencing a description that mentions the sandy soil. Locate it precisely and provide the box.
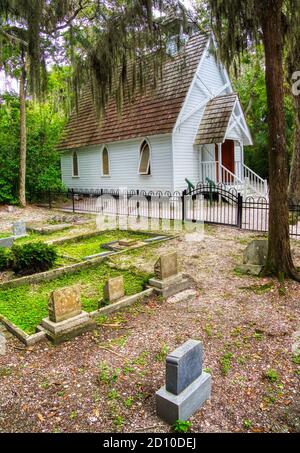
[0,209,299,433]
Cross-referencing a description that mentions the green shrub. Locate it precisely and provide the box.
[12,242,57,275]
[0,248,13,271]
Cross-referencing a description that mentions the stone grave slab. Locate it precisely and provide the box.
[41,312,95,345]
[27,223,72,234]
[118,238,138,247]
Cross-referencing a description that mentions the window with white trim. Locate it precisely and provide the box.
[138,140,151,175]
[102,146,110,176]
[72,151,79,177]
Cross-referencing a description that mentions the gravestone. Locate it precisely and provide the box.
[48,285,82,322]
[103,276,125,303]
[13,220,27,237]
[166,340,203,395]
[0,333,6,356]
[149,252,190,298]
[41,285,95,344]
[236,239,268,276]
[154,252,178,280]
[243,240,268,266]
[0,236,14,249]
[156,340,211,424]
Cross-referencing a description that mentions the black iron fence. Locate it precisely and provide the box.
[29,184,300,239]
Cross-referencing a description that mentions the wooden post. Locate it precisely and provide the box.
[71,188,75,213]
[218,143,222,184]
[182,189,187,222]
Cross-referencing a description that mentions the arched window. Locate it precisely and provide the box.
[102,146,110,176]
[72,151,79,177]
[138,140,151,175]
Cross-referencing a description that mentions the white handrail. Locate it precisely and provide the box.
[220,164,243,184]
[200,161,268,198]
[241,163,268,197]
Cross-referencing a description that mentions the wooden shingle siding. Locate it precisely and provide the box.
[58,34,209,151]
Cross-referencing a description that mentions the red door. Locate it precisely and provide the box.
[221,140,235,182]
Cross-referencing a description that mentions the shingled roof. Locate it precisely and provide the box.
[194,93,238,145]
[58,33,209,151]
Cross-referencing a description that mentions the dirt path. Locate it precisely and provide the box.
[0,222,299,433]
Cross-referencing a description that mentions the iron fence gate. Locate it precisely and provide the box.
[183,183,243,228]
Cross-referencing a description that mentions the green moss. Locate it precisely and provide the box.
[0,262,151,335]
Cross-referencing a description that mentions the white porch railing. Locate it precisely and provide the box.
[220,164,246,195]
[201,161,218,183]
[200,161,268,198]
[240,163,268,197]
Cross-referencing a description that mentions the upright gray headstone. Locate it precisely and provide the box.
[156,340,211,424]
[13,220,27,237]
[0,333,6,356]
[166,340,203,395]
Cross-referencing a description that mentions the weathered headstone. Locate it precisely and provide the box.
[0,333,6,356]
[103,276,125,303]
[243,240,268,265]
[41,285,95,344]
[154,252,178,280]
[156,340,211,424]
[149,252,190,297]
[236,239,268,276]
[13,220,27,237]
[0,236,14,249]
[48,285,82,323]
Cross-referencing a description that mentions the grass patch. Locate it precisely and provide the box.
[56,230,149,260]
[0,263,151,335]
[15,227,84,244]
[220,352,234,376]
[0,232,11,239]
[264,369,279,383]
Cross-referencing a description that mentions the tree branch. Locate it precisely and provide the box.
[0,28,28,47]
[44,0,92,34]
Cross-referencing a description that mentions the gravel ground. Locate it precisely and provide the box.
[0,208,299,433]
[0,205,93,232]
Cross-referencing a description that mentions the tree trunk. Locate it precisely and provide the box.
[288,94,300,205]
[257,0,299,280]
[19,64,27,208]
